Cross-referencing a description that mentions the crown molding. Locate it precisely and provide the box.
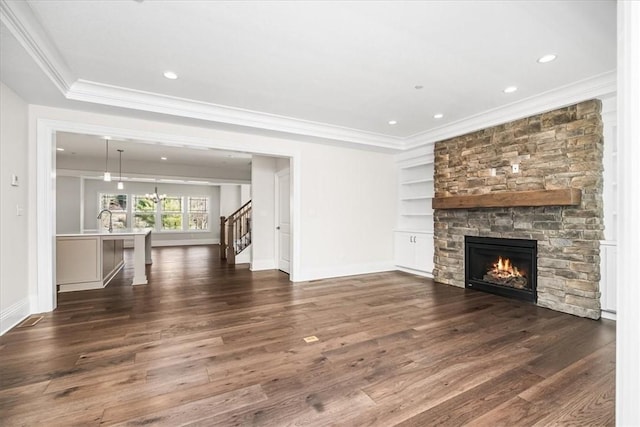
[65,72,616,153]
[403,70,617,150]
[0,0,74,93]
[66,79,405,150]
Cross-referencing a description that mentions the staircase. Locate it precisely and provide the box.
[220,200,252,264]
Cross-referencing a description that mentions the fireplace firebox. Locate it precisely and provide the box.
[465,236,537,303]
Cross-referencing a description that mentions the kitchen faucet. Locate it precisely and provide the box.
[97,209,113,232]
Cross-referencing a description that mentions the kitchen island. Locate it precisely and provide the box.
[56,228,152,292]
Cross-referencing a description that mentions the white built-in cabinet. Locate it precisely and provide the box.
[395,150,435,276]
[395,232,434,273]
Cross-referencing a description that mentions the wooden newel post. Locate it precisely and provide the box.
[220,216,227,260]
[227,219,236,265]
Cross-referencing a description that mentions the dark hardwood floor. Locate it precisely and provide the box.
[0,245,615,426]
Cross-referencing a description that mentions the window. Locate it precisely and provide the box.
[99,194,127,229]
[188,197,209,230]
[161,197,183,231]
[98,193,209,233]
[133,195,156,228]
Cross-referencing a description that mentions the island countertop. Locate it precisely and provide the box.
[57,228,152,238]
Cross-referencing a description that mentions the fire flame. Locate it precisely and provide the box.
[491,256,523,279]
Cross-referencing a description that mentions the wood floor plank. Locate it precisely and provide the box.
[0,245,616,426]
[109,384,267,427]
[532,373,615,426]
[395,368,544,426]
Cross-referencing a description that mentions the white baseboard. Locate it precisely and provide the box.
[251,258,277,271]
[396,266,434,279]
[601,310,617,321]
[124,238,219,248]
[1,298,31,336]
[293,261,396,282]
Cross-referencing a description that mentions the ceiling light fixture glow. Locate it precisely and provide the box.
[103,138,111,182]
[537,54,557,63]
[433,113,444,119]
[163,71,178,80]
[503,86,518,94]
[161,156,167,160]
[117,149,124,190]
[56,147,64,151]
[388,120,398,125]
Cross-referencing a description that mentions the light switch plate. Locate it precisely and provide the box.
[512,164,520,173]
[11,174,19,186]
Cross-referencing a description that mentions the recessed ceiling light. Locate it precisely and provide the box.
[388,120,398,125]
[56,147,65,151]
[503,86,518,94]
[163,71,178,80]
[537,54,557,63]
[433,113,444,119]
[161,156,167,160]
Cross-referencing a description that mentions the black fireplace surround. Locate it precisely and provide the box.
[465,236,537,303]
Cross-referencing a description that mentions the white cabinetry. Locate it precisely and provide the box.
[395,232,433,273]
[395,149,435,276]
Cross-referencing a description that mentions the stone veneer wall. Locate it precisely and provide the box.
[433,100,604,319]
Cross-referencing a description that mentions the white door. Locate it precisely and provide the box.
[276,169,291,274]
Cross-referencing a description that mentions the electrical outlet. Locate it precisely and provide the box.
[490,168,496,177]
[303,335,319,343]
[512,164,520,173]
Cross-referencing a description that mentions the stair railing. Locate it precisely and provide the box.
[220,200,252,264]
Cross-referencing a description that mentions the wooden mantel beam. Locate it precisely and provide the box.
[432,188,582,210]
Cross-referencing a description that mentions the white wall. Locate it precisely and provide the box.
[251,156,278,270]
[219,184,241,217]
[56,176,82,233]
[82,180,221,245]
[297,143,396,279]
[0,83,30,334]
[617,2,640,424]
[240,184,251,205]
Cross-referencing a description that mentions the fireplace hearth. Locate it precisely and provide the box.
[465,236,537,303]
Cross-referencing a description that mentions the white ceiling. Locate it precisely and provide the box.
[54,131,253,184]
[1,0,617,150]
[56,132,252,168]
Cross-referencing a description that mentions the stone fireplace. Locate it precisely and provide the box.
[433,100,604,319]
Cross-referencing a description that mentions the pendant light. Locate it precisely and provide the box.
[103,138,111,182]
[117,149,124,190]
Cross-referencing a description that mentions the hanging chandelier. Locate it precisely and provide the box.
[145,186,166,203]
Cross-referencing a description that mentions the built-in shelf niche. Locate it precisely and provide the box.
[398,160,434,232]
